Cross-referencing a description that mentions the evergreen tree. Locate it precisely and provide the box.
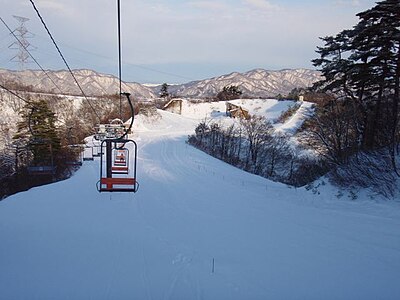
[216,85,242,101]
[311,0,400,170]
[160,83,169,98]
[14,99,61,167]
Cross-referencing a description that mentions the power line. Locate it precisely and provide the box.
[0,83,31,105]
[0,16,63,94]
[34,33,196,82]
[28,0,101,122]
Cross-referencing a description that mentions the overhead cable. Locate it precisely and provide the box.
[0,83,31,105]
[28,0,102,122]
[117,0,122,119]
[0,16,64,95]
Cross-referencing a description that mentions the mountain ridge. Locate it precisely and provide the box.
[0,68,156,100]
[164,68,322,98]
[0,67,321,99]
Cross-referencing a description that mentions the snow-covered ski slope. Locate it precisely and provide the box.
[1,103,400,300]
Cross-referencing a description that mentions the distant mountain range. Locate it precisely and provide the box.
[163,68,322,98]
[0,68,322,99]
[0,69,156,99]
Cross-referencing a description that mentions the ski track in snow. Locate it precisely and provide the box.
[1,109,400,299]
[135,199,154,300]
[104,234,122,300]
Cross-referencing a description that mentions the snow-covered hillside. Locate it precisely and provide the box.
[166,69,322,98]
[0,89,25,150]
[168,98,304,123]
[0,69,156,99]
[1,105,400,299]
[0,67,321,100]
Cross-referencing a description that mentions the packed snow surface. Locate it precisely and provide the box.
[1,104,400,299]
[177,98,296,122]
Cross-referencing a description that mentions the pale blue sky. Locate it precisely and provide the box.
[0,0,377,83]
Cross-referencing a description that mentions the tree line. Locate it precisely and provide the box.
[188,117,326,187]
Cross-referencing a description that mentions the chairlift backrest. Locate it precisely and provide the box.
[66,144,83,166]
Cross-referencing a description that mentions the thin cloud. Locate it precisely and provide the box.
[334,0,362,7]
[242,0,280,11]
[187,1,230,11]
[36,0,67,12]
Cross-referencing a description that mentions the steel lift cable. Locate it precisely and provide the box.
[117,0,122,120]
[0,84,31,105]
[28,0,102,123]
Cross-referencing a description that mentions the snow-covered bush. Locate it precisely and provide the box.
[276,102,301,124]
[188,118,327,187]
[330,150,398,197]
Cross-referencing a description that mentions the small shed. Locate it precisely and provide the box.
[225,102,250,120]
[163,99,183,115]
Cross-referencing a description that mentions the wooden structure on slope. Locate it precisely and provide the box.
[225,102,250,120]
[163,99,183,115]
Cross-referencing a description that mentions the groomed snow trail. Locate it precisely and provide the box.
[1,110,400,300]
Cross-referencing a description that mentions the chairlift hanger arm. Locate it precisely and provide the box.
[117,92,134,140]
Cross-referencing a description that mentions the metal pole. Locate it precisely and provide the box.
[106,140,112,178]
[117,0,122,119]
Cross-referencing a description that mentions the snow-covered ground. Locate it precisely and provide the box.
[1,105,400,299]
[177,98,313,135]
[178,98,296,123]
[274,101,314,134]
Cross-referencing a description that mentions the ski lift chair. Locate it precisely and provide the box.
[66,144,83,166]
[27,139,56,176]
[111,118,125,133]
[97,138,138,192]
[105,119,125,139]
[111,148,129,174]
[94,124,107,141]
[83,145,94,161]
[114,148,128,166]
[92,137,102,157]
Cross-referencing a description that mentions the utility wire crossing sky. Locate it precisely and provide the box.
[0,0,377,83]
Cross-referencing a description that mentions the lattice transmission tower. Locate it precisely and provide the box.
[8,15,35,70]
